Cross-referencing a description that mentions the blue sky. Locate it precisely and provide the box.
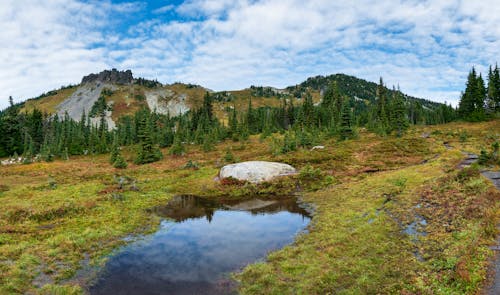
[1,0,499,109]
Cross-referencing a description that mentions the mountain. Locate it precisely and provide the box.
[17,69,446,128]
[286,73,443,109]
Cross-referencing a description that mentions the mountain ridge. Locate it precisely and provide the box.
[12,70,448,123]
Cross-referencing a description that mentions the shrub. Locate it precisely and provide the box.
[113,154,128,169]
[478,141,499,165]
[169,137,185,156]
[220,176,246,186]
[459,131,468,142]
[299,165,323,182]
[183,160,199,170]
[224,149,236,163]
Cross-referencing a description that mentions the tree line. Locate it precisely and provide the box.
[458,64,500,121]
[0,74,469,166]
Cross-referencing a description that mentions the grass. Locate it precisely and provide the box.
[21,87,78,114]
[0,120,499,294]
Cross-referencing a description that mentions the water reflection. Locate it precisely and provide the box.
[89,195,311,295]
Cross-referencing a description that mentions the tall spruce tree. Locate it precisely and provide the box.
[135,113,162,164]
[458,66,486,120]
[375,78,389,133]
[390,88,409,137]
[339,98,354,140]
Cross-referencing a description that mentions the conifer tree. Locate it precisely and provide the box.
[113,152,128,169]
[488,64,500,112]
[375,77,389,133]
[458,67,485,121]
[110,137,120,164]
[495,64,500,111]
[302,91,314,129]
[228,106,239,141]
[339,98,354,140]
[169,133,185,156]
[390,88,409,137]
[135,114,162,164]
[487,66,497,112]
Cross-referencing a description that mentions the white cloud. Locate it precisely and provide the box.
[1,0,500,109]
[153,4,175,14]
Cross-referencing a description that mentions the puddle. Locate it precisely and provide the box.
[88,195,311,295]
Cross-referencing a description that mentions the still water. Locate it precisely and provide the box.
[89,195,311,295]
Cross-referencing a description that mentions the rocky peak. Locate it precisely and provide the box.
[81,69,133,85]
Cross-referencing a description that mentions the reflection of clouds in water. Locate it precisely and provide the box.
[97,209,309,286]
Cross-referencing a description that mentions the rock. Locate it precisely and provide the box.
[421,132,431,138]
[57,83,117,130]
[219,161,297,183]
[145,89,190,116]
[81,69,133,85]
[311,146,325,151]
[224,199,277,211]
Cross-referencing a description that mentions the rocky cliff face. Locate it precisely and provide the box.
[81,69,133,85]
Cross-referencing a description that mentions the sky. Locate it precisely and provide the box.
[0,0,499,109]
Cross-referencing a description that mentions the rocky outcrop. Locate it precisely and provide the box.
[57,83,117,130]
[219,161,297,183]
[145,89,190,116]
[81,69,133,85]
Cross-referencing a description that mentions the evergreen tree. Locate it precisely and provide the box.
[135,113,162,164]
[302,91,314,129]
[113,152,128,169]
[228,106,239,141]
[487,66,497,112]
[169,133,185,156]
[375,77,389,133]
[110,137,120,164]
[458,67,485,120]
[488,64,500,112]
[495,64,500,111]
[390,88,409,137]
[339,99,354,140]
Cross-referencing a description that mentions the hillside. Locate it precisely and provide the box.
[287,73,443,109]
[17,70,445,127]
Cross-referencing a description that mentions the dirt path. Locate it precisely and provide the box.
[483,170,500,295]
[456,151,500,294]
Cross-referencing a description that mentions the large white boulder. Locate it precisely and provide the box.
[219,161,297,183]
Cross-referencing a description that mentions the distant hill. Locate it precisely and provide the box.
[16,70,446,127]
[286,73,442,109]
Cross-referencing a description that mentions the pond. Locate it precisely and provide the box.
[89,195,311,295]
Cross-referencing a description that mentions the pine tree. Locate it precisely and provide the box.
[339,98,354,140]
[321,81,342,129]
[302,91,314,129]
[135,114,162,164]
[476,73,486,111]
[40,138,54,162]
[22,132,34,164]
[375,77,389,133]
[228,106,239,141]
[110,137,120,164]
[391,88,409,137]
[113,152,128,169]
[487,66,497,112]
[458,67,484,120]
[492,64,500,112]
[169,133,185,156]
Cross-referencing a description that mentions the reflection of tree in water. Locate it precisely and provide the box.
[205,208,214,223]
[151,195,310,222]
